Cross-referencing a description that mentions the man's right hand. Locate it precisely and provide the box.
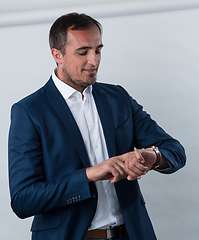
[86,157,127,183]
[86,150,148,183]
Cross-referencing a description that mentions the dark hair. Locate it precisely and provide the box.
[49,12,102,55]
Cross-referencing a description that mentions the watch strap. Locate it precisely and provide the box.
[151,146,161,170]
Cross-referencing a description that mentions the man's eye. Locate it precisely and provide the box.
[78,52,87,56]
[96,50,101,55]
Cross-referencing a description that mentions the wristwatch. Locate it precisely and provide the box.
[150,146,161,170]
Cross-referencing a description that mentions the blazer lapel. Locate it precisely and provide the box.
[44,78,91,168]
[92,84,116,158]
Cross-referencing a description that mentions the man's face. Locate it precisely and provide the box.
[56,25,103,92]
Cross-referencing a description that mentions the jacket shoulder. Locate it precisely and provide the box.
[13,78,56,110]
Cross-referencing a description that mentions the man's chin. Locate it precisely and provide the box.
[88,73,96,79]
[88,75,97,84]
[78,78,96,90]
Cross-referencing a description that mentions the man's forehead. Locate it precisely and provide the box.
[66,25,102,46]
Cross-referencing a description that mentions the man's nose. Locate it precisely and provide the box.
[87,52,98,66]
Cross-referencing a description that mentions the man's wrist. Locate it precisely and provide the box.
[150,146,161,170]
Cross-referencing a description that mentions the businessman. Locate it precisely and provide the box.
[8,13,186,240]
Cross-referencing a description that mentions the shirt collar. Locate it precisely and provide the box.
[52,69,92,100]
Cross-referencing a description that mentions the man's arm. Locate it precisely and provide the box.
[86,84,186,183]
[86,154,148,183]
[8,103,91,219]
[119,148,170,181]
[117,85,186,175]
[85,148,169,183]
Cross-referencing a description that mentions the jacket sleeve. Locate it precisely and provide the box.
[118,85,186,174]
[8,103,92,219]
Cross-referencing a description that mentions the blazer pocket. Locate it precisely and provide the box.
[31,212,61,232]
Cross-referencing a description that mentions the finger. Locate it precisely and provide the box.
[127,175,141,181]
[125,157,148,173]
[124,160,148,180]
[113,163,126,176]
[109,167,122,183]
[111,166,127,183]
[131,160,148,173]
[134,150,145,164]
[115,152,147,180]
[128,150,147,170]
[115,157,126,170]
[109,158,129,183]
[115,155,126,164]
[125,167,146,180]
[108,157,126,173]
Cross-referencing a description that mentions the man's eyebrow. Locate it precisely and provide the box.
[75,44,104,51]
[97,44,104,49]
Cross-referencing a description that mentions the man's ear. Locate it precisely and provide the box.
[51,48,63,65]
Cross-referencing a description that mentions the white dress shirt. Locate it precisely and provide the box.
[52,70,124,230]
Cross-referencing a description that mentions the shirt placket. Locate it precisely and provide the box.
[83,94,102,165]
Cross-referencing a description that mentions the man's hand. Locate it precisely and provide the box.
[86,148,168,183]
[86,157,128,183]
[86,150,149,183]
[118,150,149,181]
[141,148,170,170]
[138,148,157,170]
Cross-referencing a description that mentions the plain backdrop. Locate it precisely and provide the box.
[1,2,199,239]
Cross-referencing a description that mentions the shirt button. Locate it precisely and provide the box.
[107,189,110,193]
[95,145,98,149]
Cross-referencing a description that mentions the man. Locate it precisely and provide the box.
[8,13,186,240]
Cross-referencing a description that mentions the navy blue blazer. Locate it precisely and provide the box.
[8,77,186,240]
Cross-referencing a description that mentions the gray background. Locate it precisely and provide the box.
[1,1,199,239]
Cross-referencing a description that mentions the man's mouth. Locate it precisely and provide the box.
[83,68,97,74]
